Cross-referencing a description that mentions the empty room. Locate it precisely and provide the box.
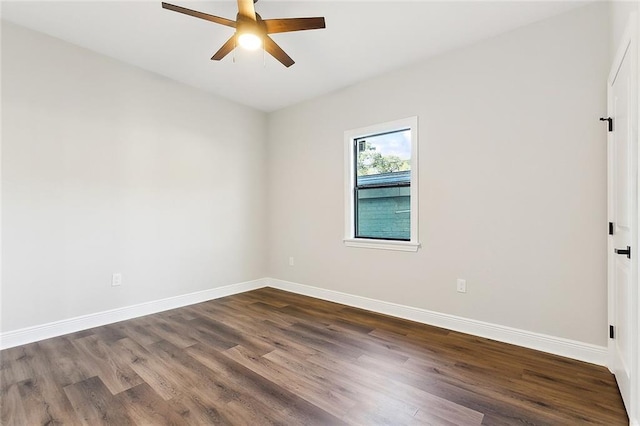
[1,0,639,424]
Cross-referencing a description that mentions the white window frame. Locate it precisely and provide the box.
[343,116,420,252]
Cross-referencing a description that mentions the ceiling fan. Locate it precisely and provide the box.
[162,0,326,68]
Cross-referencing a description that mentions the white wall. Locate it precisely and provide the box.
[267,2,610,346]
[1,22,267,332]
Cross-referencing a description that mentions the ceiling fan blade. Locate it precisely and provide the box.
[264,17,326,34]
[237,0,256,20]
[264,36,294,68]
[162,3,236,28]
[211,36,237,61]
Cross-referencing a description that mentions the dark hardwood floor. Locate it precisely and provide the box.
[0,287,628,425]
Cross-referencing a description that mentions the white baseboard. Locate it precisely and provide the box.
[1,277,608,368]
[266,278,608,366]
[0,278,268,350]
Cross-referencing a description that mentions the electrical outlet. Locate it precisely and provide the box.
[288,257,295,266]
[457,279,467,293]
[112,273,122,287]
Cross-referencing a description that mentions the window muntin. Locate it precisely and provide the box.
[344,117,419,252]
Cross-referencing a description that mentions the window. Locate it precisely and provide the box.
[344,117,420,251]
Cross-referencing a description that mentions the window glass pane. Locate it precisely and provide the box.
[354,129,411,241]
[356,186,411,240]
[356,129,411,183]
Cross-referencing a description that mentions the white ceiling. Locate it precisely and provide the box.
[1,1,591,112]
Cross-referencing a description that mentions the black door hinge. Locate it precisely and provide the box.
[600,117,613,132]
[609,325,615,339]
[609,222,614,235]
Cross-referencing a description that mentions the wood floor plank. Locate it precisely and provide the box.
[342,400,421,426]
[71,335,144,395]
[0,347,33,393]
[0,384,28,425]
[356,354,485,425]
[88,323,128,344]
[0,287,629,425]
[170,392,235,425]
[37,336,94,388]
[118,382,189,425]
[9,343,82,425]
[135,316,199,349]
[64,376,134,425]
[112,317,164,347]
[16,375,80,425]
[237,346,359,416]
[302,347,482,425]
[187,344,346,425]
[188,315,274,355]
[111,337,186,401]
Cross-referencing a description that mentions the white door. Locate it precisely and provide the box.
[607,18,638,419]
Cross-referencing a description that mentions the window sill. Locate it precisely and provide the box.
[343,238,421,252]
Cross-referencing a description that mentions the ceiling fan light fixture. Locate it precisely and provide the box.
[162,1,325,67]
[237,32,262,51]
